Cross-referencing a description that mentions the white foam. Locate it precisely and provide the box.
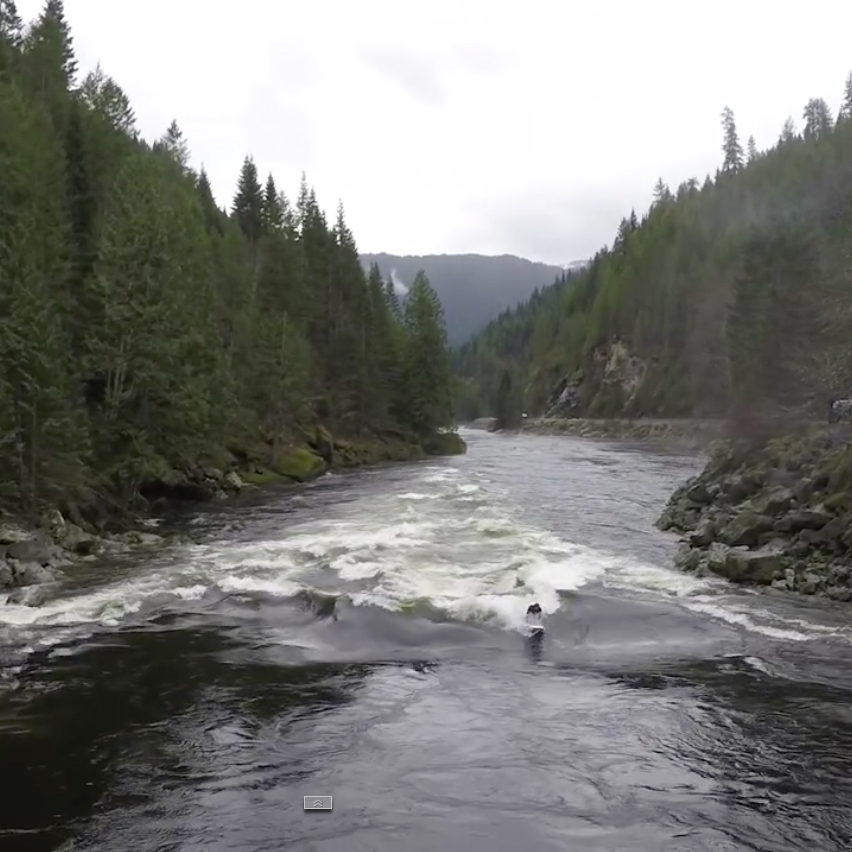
[742,655,773,675]
[684,599,818,642]
[604,561,717,598]
[9,452,842,652]
[216,575,302,597]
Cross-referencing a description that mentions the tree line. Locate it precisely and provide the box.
[455,74,852,427]
[0,0,454,518]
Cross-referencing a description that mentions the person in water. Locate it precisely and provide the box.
[525,602,545,662]
[525,602,544,631]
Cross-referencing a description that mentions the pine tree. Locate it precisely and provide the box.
[747,135,757,162]
[64,98,98,360]
[493,368,523,429]
[0,0,23,73]
[720,106,743,173]
[24,0,75,86]
[157,119,189,170]
[261,174,284,233]
[196,168,224,234]
[779,116,797,144]
[839,71,852,123]
[401,272,452,436]
[802,97,833,140]
[232,156,263,242]
[652,178,671,205]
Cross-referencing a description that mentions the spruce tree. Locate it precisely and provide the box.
[747,135,757,162]
[232,155,263,242]
[720,106,743,173]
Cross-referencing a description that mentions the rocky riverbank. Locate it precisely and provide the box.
[0,511,164,607]
[523,416,724,448]
[1,425,466,609]
[657,427,852,600]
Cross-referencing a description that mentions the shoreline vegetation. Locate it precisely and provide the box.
[453,67,852,607]
[0,3,465,607]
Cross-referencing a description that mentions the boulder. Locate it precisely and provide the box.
[5,537,62,566]
[775,508,832,533]
[685,481,712,506]
[757,487,795,516]
[6,585,46,607]
[0,559,13,588]
[688,517,716,547]
[719,512,775,547]
[11,561,56,586]
[313,426,334,465]
[272,447,327,482]
[715,546,787,585]
[0,523,35,545]
[223,471,244,492]
[674,542,702,572]
[56,521,101,556]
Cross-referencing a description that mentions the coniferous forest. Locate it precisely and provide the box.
[455,79,852,428]
[0,1,459,524]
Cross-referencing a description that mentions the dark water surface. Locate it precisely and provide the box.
[2,429,852,851]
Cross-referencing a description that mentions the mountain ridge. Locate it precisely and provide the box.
[360,252,577,345]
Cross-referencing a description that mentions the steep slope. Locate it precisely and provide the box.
[456,87,852,425]
[360,252,569,345]
[0,3,460,526]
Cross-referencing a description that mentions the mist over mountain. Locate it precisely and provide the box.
[360,253,575,345]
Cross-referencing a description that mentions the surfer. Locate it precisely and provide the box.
[525,602,544,632]
[525,602,545,662]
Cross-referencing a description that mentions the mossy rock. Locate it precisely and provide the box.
[272,446,327,482]
[240,466,285,487]
[332,437,424,468]
[822,490,852,513]
[311,425,334,464]
[422,431,467,456]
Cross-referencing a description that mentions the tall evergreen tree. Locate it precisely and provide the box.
[232,156,263,242]
[747,135,757,162]
[720,106,743,173]
[0,2,461,518]
[803,97,833,140]
[839,72,852,123]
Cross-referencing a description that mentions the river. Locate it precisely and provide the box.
[2,429,852,851]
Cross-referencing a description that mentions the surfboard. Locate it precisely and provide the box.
[527,624,546,636]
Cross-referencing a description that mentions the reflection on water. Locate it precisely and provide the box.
[1,628,368,851]
[2,432,852,851]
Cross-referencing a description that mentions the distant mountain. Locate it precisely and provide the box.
[360,253,571,345]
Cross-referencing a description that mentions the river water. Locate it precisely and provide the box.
[2,429,852,851]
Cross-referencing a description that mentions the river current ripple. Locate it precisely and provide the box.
[2,429,852,851]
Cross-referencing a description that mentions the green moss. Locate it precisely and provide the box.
[240,466,285,486]
[332,437,421,468]
[271,447,327,482]
[421,430,467,456]
[822,490,852,512]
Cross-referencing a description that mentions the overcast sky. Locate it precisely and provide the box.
[17,1,852,266]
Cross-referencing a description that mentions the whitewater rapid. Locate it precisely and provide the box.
[2,431,851,662]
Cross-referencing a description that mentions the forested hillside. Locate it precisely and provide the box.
[361,252,567,345]
[0,1,457,524]
[456,84,852,426]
